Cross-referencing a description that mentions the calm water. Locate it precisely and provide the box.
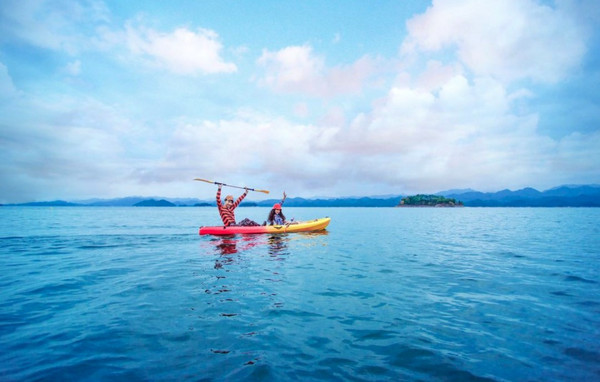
[1,207,599,381]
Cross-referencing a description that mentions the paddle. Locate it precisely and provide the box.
[194,178,270,194]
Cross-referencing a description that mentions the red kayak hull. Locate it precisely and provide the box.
[199,217,331,236]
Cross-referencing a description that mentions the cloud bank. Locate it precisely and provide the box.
[402,0,587,83]
[0,0,598,203]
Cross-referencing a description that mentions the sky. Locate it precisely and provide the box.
[1,0,599,203]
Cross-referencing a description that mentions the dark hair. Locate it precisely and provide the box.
[267,208,286,224]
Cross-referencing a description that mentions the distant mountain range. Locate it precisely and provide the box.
[439,185,600,207]
[3,185,600,207]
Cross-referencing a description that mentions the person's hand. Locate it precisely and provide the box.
[283,191,287,199]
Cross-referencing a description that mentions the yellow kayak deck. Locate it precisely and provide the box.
[199,217,331,235]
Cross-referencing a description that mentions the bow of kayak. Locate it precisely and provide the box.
[199,217,331,236]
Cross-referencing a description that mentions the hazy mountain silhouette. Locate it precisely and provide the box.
[5,185,600,207]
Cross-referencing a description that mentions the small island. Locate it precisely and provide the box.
[133,199,176,207]
[398,194,463,207]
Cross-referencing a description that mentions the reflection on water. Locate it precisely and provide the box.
[209,234,290,257]
[201,234,298,358]
[201,232,329,324]
[214,238,238,256]
[267,235,288,257]
[206,234,293,270]
[201,232,329,321]
[208,232,331,255]
[200,231,329,274]
[206,231,328,260]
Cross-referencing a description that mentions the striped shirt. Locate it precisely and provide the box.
[216,188,247,226]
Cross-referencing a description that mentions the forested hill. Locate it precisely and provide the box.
[398,195,463,207]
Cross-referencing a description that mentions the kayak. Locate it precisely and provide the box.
[199,217,331,236]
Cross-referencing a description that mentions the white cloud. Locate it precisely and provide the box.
[0,92,158,202]
[128,110,344,197]
[136,73,598,196]
[1,3,235,76]
[64,60,82,76]
[415,60,463,92]
[316,72,597,193]
[131,63,599,196]
[124,24,237,75]
[402,0,587,83]
[1,73,597,202]
[319,106,346,128]
[257,45,324,93]
[293,102,310,118]
[0,0,110,54]
[554,131,600,176]
[0,62,18,98]
[256,44,377,97]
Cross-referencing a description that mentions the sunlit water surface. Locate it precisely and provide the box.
[1,207,599,381]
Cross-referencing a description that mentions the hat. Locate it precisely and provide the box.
[273,203,281,209]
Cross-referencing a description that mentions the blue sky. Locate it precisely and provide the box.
[1,0,599,203]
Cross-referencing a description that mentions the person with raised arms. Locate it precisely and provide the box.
[266,192,296,225]
[216,185,247,226]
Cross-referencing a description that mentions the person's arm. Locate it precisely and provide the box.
[280,191,287,205]
[232,189,248,208]
[216,186,222,208]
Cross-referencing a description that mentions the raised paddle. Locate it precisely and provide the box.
[194,178,270,194]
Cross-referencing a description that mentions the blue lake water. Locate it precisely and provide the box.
[1,206,599,381]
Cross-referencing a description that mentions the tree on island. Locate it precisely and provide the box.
[398,194,463,207]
